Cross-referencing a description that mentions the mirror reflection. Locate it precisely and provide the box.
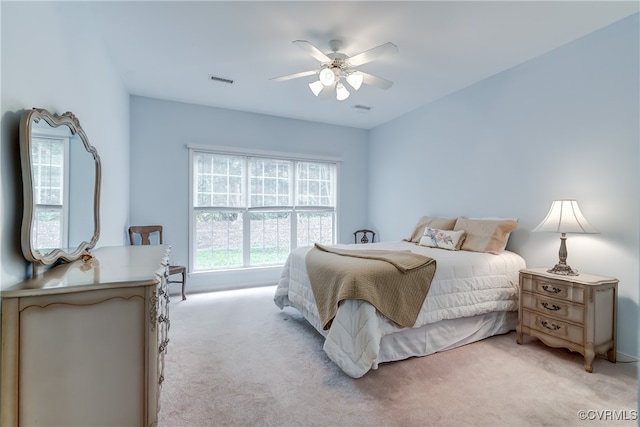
[30,120,95,253]
[20,108,101,267]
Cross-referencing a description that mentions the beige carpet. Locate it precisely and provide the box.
[159,286,637,427]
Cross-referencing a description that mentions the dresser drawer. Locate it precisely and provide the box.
[521,309,584,346]
[521,274,584,303]
[520,292,585,324]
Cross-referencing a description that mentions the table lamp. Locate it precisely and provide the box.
[532,199,598,276]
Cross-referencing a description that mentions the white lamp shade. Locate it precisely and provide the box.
[335,83,350,101]
[308,80,324,96]
[532,199,598,234]
[346,72,363,90]
[319,68,336,86]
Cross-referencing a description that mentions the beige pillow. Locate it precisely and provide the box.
[406,216,457,243]
[454,217,518,254]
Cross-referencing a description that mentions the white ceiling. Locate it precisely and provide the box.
[89,1,638,129]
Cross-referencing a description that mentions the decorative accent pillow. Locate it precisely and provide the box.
[454,217,518,254]
[406,216,457,243]
[418,228,466,250]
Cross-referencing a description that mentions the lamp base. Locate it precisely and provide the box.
[547,233,580,276]
[547,263,579,276]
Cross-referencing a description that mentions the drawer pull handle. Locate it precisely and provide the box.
[541,302,561,311]
[541,320,561,331]
[541,284,562,294]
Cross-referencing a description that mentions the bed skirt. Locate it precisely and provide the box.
[284,298,516,371]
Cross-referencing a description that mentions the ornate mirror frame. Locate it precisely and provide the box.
[20,108,101,267]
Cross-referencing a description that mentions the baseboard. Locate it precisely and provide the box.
[615,351,639,363]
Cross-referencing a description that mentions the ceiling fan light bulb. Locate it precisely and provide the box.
[336,83,350,101]
[319,68,336,86]
[347,73,363,90]
[308,80,324,96]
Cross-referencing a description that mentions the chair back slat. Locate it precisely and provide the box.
[353,229,376,244]
[128,225,164,246]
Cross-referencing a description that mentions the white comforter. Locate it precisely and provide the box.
[274,241,526,377]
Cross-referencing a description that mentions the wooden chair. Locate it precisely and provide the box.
[353,229,376,244]
[128,225,187,300]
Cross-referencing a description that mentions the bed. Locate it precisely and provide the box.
[273,216,526,378]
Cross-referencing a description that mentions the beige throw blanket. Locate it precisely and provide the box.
[306,244,436,330]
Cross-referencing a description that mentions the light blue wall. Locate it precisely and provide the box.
[2,2,636,360]
[130,96,368,291]
[0,2,131,288]
[369,15,639,358]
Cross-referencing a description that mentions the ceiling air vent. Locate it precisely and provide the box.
[208,75,234,84]
[354,105,372,112]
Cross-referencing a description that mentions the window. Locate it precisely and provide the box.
[190,148,338,272]
[31,135,69,250]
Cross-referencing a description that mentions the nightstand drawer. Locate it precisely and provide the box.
[521,275,584,303]
[521,292,584,324]
[521,310,584,346]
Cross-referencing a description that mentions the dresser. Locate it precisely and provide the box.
[517,267,617,372]
[1,245,170,426]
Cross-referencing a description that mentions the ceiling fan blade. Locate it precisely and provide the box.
[348,42,398,67]
[292,40,331,63]
[360,72,394,90]
[270,70,318,82]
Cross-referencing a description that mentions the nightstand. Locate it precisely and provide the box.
[517,267,618,373]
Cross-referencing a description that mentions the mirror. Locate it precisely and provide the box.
[20,108,101,267]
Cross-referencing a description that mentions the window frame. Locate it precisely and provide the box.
[30,129,71,251]
[188,144,341,273]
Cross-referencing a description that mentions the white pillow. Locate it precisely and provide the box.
[418,228,466,251]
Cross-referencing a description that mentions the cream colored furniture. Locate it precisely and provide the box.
[517,267,617,373]
[1,245,170,427]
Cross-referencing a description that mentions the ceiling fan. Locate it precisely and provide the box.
[270,39,399,101]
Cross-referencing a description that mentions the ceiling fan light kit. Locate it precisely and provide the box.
[319,67,337,86]
[335,83,350,101]
[346,72,363,91]
[308,80,324,96]
[270,39,398,102]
